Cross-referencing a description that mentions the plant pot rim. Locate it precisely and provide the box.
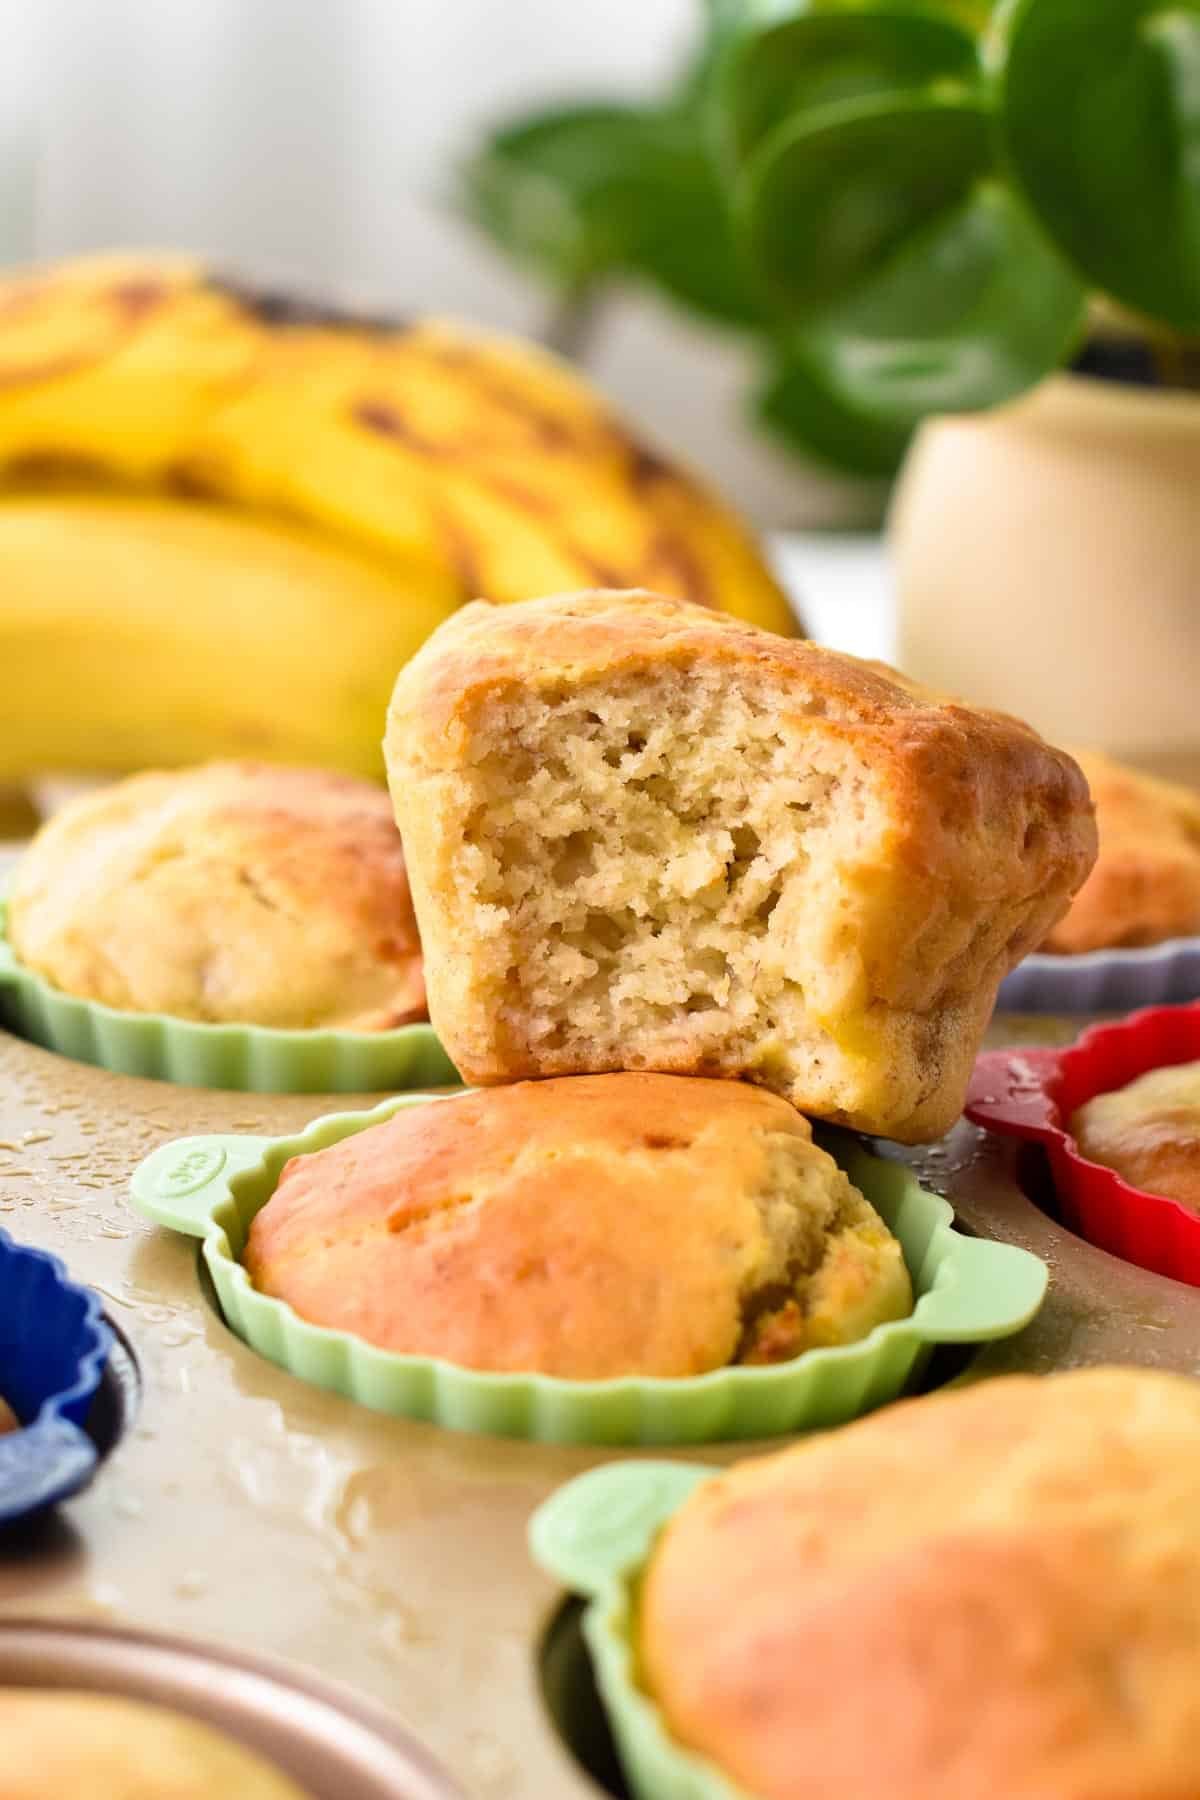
[936,370,1200,446]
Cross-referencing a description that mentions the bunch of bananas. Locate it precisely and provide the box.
[0,253,796,782]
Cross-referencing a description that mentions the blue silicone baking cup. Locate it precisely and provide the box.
[0,1230,112,1524]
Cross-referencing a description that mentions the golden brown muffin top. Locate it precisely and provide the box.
[396,588,1079,772]
[389,591,1094,965]
[1043,750,1200,953]
[8,762,425,1030]
[641,1366,1200,1800]
[244,1073,911,1379]
[0,1690,307,1799]
[1071,1060,1200,1211]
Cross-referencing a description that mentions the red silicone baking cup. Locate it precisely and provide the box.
[966,1002,1200,1286]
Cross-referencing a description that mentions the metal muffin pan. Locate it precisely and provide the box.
[1,998,1198,1798]
[0,1617,461,1799]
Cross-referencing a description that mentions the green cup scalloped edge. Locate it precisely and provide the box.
[129,1091,1047,1445]
[0,894,458,1094]
[532,1459,745,1800]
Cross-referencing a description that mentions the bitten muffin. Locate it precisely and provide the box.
[0,1691,307,1799]
[640,1367,1200,1800]
[8,762,425,1030]
[1043,751,1200,953]
[1071,1060,1200,1211]
[244,1074,912,1379]
[386,590,1095,1142]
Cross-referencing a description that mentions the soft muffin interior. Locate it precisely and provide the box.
[454,667,880,1095]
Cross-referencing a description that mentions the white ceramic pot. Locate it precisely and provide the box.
[890,374,1200,759]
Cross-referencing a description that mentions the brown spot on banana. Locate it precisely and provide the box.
[350,391,719,609]
[626,441,677,490]
[0,272,170,391]
[419,339,589,453]
[642,531,714,611]
[430,501,486,602]
[110,278,168,320]
[205,272,408,336]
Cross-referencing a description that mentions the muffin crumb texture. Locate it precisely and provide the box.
[640,1367,1200,1800]
[387,590,1095,1142]
[8,761,426,1031]
[245,1073,911,1380]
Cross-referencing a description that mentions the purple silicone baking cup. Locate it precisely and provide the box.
[997,936,1200,1014]
[0,1230,111,1524]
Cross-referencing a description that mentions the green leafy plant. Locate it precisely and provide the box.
[461,0,1200,476]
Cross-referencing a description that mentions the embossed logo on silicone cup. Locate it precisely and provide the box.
[153,1145,227,1199]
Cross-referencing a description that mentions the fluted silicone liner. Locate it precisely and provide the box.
[0,899,458,1095]
[0,1229,111,1523]
[968,1000,1200,1284]
[131,1094,1047,1446]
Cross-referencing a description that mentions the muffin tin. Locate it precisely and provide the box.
[0,1618,462,1798]
[3,963,1200,1796]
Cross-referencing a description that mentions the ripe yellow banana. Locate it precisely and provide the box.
[0,253,797,780]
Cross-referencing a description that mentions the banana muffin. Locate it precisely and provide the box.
[1042,751,1200,953]
[244,1074,912,1379]
[640,1367,1200,1800]
[386,589,1095,1142]
[8,762,425,1030]
[0,1394,17,1432]
[1071,1060,1200,1210]
[1,1691,307,1799]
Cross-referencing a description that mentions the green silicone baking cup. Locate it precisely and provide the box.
[531,1458,750,1800]
[0,897,458,1094]
[128,1093,1047,1445]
